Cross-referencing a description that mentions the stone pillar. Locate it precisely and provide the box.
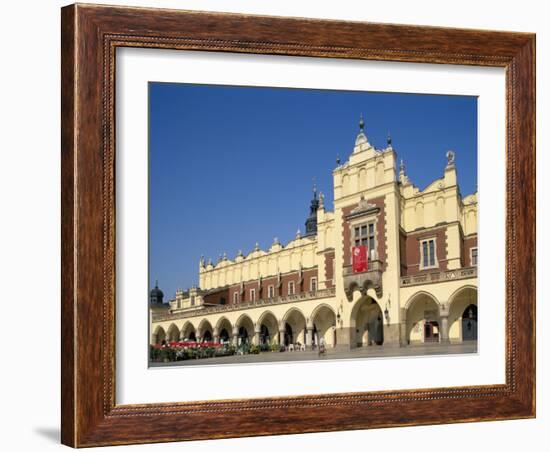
[232,327,239,347]
[382,323,401,346]
[335,327,353,350]
[306,327,313,349]
[279,329,286,348]
[253,324,261,346]
[440,315,450,343]
[439,303,450,344]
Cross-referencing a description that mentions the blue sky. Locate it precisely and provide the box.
[149,83,477,300]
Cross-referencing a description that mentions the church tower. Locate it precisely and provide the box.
[304,184,319,236]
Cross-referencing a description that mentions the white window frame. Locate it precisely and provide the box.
[470,247,478,266]
[348,213,379,264]
[419,237,439,270]
[233,292,239,303]
[250,288,256,302]
[267,285,275,298]
[310,277,318,292]
[288,281,296,295]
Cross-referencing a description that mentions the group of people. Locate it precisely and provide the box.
[284,337,327,356]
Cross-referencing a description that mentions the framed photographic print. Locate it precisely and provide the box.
[61,3,535,447]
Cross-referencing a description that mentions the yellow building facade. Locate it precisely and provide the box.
[150,119,478,350]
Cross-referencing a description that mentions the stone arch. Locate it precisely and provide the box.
[258,310,279,345]
[152,325,166,345]
[345,280,363,302]
[311,304,337,347]
[235,313,254,345]
[181,321,197,341]
[282,307,307,346]
[350,296,384,347]
[197,319,214,342]
[215,316,233,343]
[166,323,180,343]
[447,285,478,342]
[404,290,440,311]
[405,291,441,344]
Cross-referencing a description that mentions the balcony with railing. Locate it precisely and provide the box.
[400,266,477,287]
[343,259,384,300]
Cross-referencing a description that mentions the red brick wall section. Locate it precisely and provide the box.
[224,268,318,303]
[324,251,335,288]
[463,235,478,267]
[303,268,318,291]
[243,281,261,302]
[261,276,278,298]
[281,273,300,297]
[342,196,387,269]
[228,285,241,305]
[404,226,448,276]
[203,288,229,306]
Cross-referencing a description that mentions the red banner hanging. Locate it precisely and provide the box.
[352,245,368,273]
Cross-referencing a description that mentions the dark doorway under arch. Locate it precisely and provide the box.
[260,324,270,344]
[462,304,478,341]
[238,326,249,345]
[424,321,440,342]
[219,328,229,343]
[284,323,293,346]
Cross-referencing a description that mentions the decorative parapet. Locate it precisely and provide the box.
[400,266,477,287]
[343,260,383,300]
[151,287,336,323]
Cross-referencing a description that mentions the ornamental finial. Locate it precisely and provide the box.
[312,177,317,199]
[446,150,455,167]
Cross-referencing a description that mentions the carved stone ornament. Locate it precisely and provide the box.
[346,196,380,220]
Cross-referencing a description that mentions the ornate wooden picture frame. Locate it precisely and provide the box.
[61,3,535,447]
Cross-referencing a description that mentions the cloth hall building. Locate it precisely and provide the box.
[150,118,478,350]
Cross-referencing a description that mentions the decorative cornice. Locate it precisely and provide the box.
[344,197,381,221]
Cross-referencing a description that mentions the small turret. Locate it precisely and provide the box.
[149,280,164,305]
[304,182,319,236]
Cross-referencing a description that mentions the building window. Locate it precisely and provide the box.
[310,277,318,292]
[250,288,256,302]
[288,281,295,295]
[233,292,239,303]
[354,222,376,259]
[420,238,437,269]
[267,285,275,298]
[470,247,478,266]
[220,297,226,305]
